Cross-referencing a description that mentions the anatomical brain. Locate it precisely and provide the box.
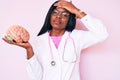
[6,25,30,43]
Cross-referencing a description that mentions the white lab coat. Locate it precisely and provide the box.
[26,14,109,80]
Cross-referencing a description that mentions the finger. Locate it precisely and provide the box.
[57,1,71,9]
[3,36,15,44]
[57,2,66,9]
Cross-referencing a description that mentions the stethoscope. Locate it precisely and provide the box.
[48,32,77,66]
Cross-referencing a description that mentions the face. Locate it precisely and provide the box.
[50,7,70,31]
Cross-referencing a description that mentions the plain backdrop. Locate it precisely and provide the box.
[0,0,120,80]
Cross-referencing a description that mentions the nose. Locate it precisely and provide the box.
[56,13,62,19]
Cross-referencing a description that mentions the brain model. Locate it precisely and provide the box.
[6,25,30,43]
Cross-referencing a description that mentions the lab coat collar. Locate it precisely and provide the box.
[47,31,69,54]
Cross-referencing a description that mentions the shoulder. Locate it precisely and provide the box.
[37,32,48,39]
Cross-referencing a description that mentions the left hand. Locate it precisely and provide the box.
[56,1,79,15]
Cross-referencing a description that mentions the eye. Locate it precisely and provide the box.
[52,10,59,15]
[61,12,70,17]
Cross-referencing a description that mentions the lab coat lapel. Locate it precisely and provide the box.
[57,31,69,55]
[57,31,77,80]
[47,31,77,62]
[48,33,58,54]
[48,31,69,55]
[58,31,77,62]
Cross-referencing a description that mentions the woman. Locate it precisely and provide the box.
[3,0,109,80]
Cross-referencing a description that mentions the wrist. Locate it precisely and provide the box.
[26,46,34,59]
[75,9,86,19]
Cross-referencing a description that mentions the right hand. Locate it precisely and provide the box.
[3,36,34,59]
[3,36,32,49]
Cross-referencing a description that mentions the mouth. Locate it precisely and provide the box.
[54,19,61,25]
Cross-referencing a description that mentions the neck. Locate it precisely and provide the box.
[50,29,65,36]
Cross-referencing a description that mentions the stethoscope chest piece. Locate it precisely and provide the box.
[51,61,56,66]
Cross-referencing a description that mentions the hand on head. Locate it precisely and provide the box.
[55,0,79,14]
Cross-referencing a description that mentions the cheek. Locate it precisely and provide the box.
[62,19,69,26]
[50,16,55,25]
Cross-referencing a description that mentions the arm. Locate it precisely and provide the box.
[57,1,109,49]
[79,15,109,49]
[18,43,43,80]
[26,45,43,80]
[56,0,86,19]
[72,8,108,49]
[26,55,43,80]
